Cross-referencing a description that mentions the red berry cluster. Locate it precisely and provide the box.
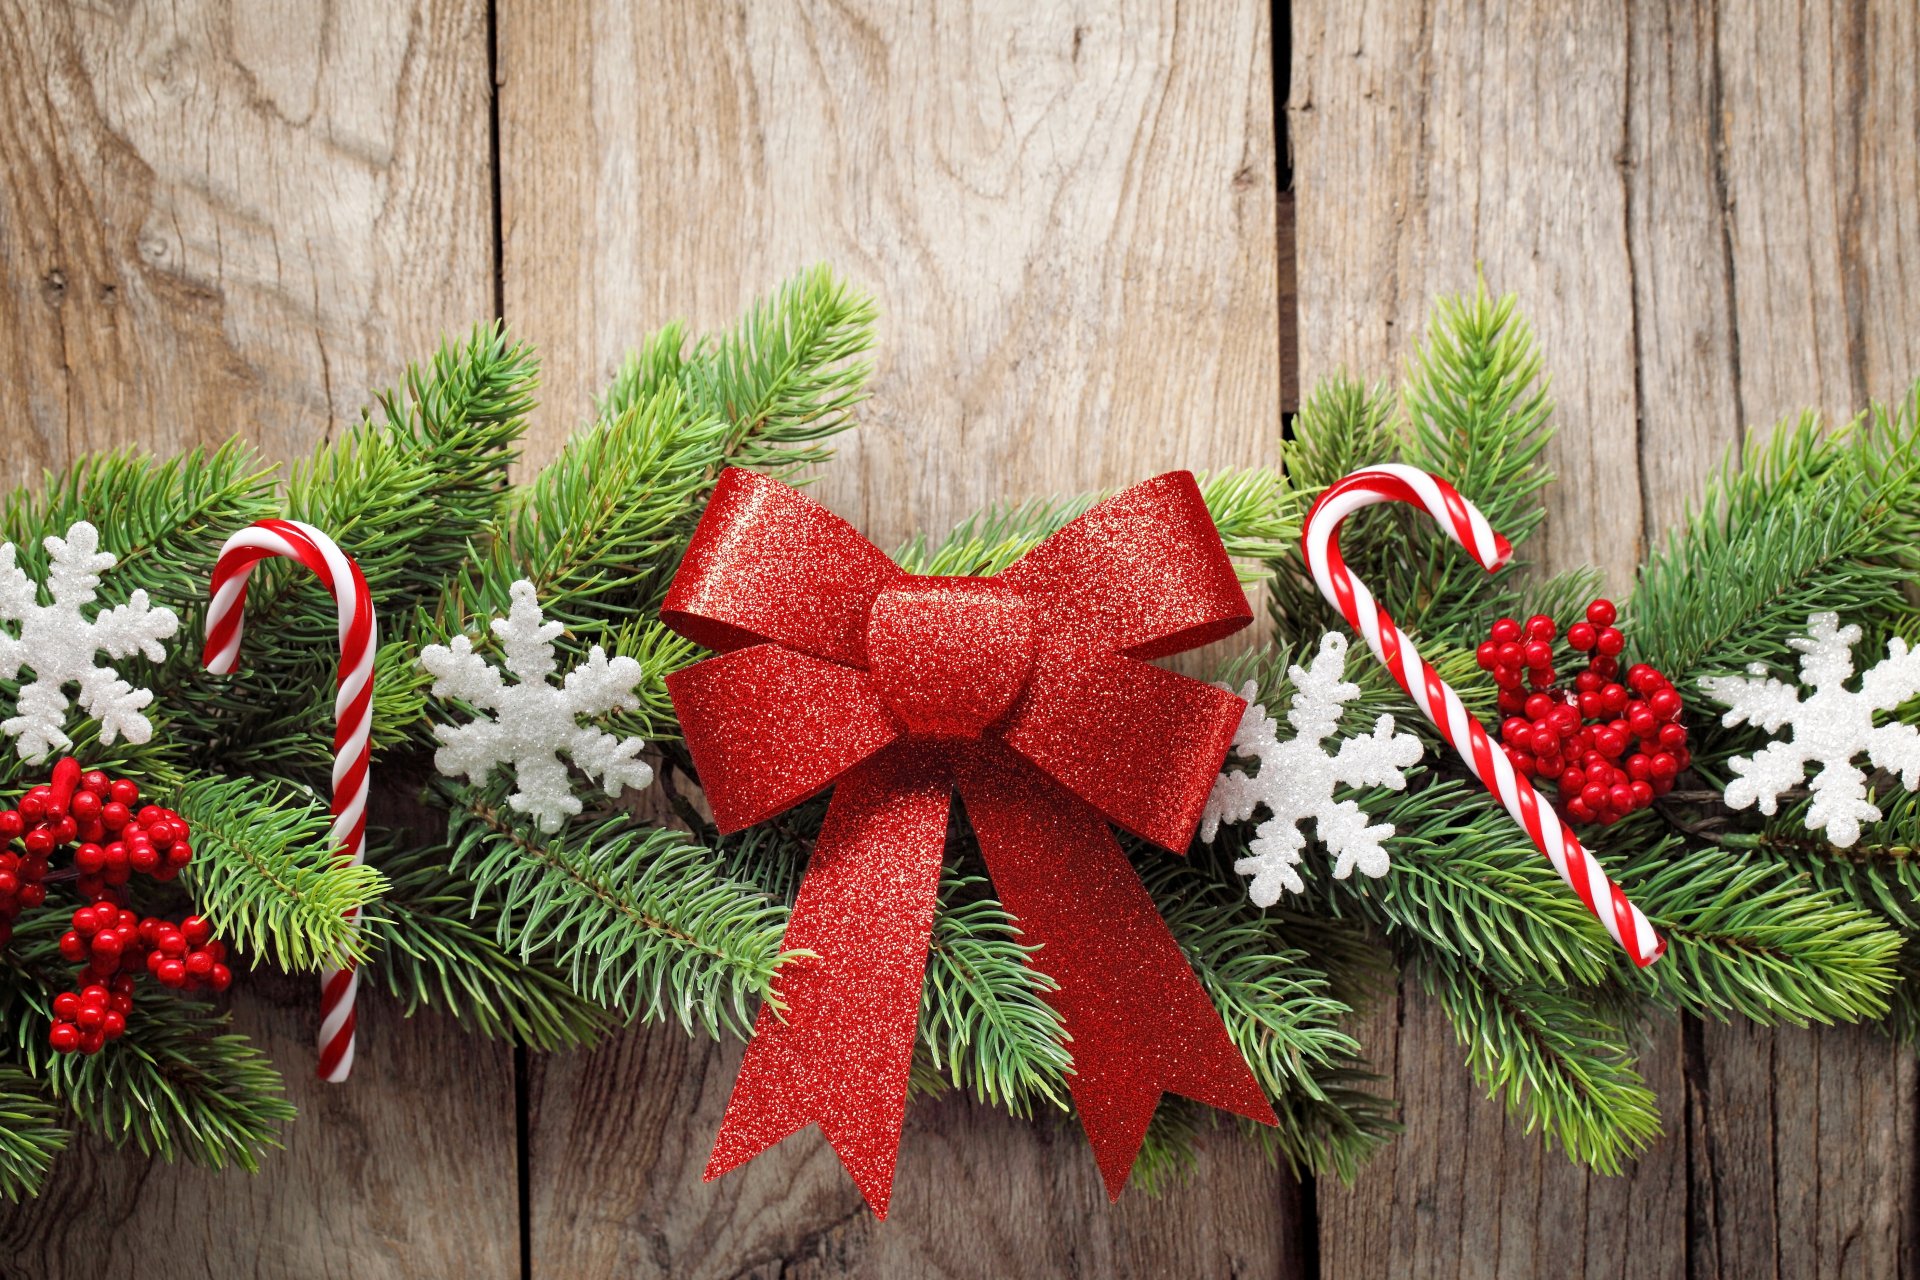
[0,757,229,1056]
[48,909,229,1055]
[1475,600,1691,826]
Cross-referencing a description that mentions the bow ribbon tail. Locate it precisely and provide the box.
[704,746,952,1219]
[956,741,1277,1198]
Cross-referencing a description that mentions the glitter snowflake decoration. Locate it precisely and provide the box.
[421,579,654,832]
[1700,611,1920,847]
[1200,631,1424,906]
[0,521,179,763]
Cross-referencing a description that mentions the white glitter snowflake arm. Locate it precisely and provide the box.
[1201,631,1423,907]
[1702,612,1920,847]
[421,580,653,833]
[0,521,178,762]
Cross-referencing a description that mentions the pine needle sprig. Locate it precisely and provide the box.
[172,774,384,972]
[0,1066,65,1202]
[438,782,794,1038]
[38,1002,292,1172]
[918,869,1071,1115]
[1606,835,1902,1024]
[360,833,611,1050]
[1416,947,1661,1175]
[1629,391,1920,682]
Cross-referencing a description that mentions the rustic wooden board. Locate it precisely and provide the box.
[1294,1,1920,1277]
[497,0,1299,1274]
[0,2,518,1276]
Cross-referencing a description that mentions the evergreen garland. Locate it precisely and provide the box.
[1,266,1916,1204]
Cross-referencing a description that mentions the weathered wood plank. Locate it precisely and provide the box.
[498,0,1285,546]
[1295,0,1920,1276]
[1687,4,1920,1276]
[500,1,1297,1273]
[1292,2,1688,1276]
[0,2,514,1276]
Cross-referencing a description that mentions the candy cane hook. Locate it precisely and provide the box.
[203,519,377,1078]
[1304,464,1665,967]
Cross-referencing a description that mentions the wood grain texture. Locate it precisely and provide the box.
[1295,1,1920,1276]
[0,2,516,1277]
[497,0,1284,547]
[500,0,1297,1273]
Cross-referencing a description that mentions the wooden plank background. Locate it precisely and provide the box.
[0,1,1915,1276]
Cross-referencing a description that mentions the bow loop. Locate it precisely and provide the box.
[1002,471,1252,660]
[663,467,902,666]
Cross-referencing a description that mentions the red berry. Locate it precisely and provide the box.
[1550,704,1581,734]
[185,949,214,978]
[109,779,139,807]
[1559,768,1586,794]
[1531,727,1560,756]
[1649,752,1680,781]
[1587,599,1617,627]
[128,844,159,874]
[1567,622,1597,651]
[1608,784,1635,813]
[101,801,130,832]
[208,963,232,992]
[1524,693,1554,722]
[1592,655,1619,679]
[1522,640,1552,668]
[49,816,75,845]
[101,1010,126,1039]
[136,805,165,828]
[0,811,19,840]
[1630,780,1655,808]
[1568,798,1596,823]
[1593,727,1627,758]
[1491,618,1522,645]
[69,790,101,825]
[89,931,123,962]
[1476,642,1499,671]
[1580,783,1608,811]
[1527,666,1555,689]
[1658,723,1688,752]
[48,1022,79,1053]
[52,991,80,1019]
[1649,688,1682,721]
[1525,615,1557,642]
[166,842,192,870]
[1626,753,1653,781]
[23,828,53,857]
[1502,718,1531,747]
[1628,706,1657,738]
[182,916,212,948]
[74,1002,104,1031]
[1601,683,1630,714]
[80,770,109,796]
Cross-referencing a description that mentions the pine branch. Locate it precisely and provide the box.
[1629,389,1920,683]
[1605,831,1902,1024]
[39,1002,292,1171]
[172,773,385,972]
[1271,283,1557,649]
[0,1066,65,1202]
[360,831,611,1051]
[918,869,1071,1116]
[1416,947,1661,1174]
[437,781,794,1037]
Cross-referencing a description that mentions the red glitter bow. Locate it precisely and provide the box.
[663,467,1277,1217]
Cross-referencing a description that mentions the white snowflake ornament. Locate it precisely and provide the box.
[1200,631,1424,906]
[1701,611,1920,847]
[0,521,179,763]
[422,579,655,832]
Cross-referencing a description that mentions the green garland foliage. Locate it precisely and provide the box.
[2,268,1918,1202]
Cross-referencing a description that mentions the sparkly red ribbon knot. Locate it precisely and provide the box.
[663,467,1277,1218]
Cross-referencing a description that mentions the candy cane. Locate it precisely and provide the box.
[1304,464,1665,967]
[203,519,377,1079]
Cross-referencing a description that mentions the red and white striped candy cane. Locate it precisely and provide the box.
[1304,464,1665,967]
[203,519,377,1079]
